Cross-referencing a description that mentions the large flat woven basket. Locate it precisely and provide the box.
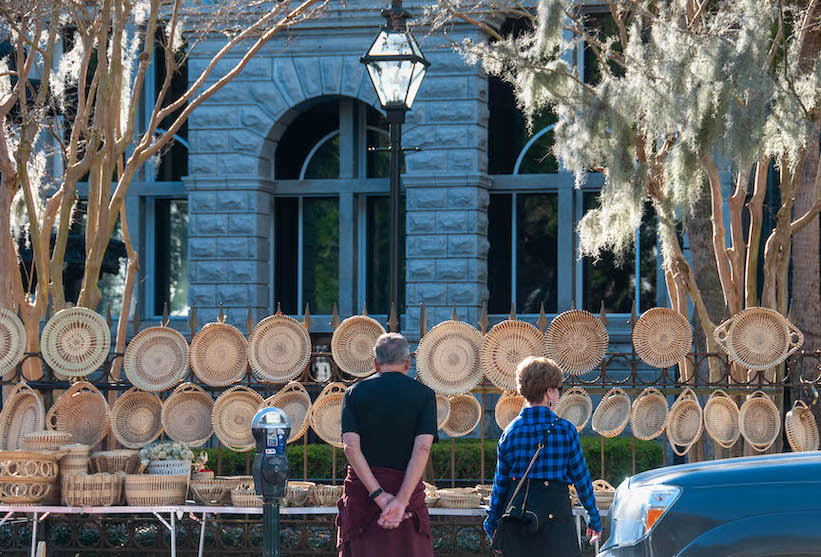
[124,325,189,392]
[310,382,346,448]
[0,382,45,450]
[41,307,110,378]
[592,387,630,438]
[416,320,483,395]
[111,387,163,449]
[785,400,820,453]
[494,392,524,431]
[545,310,608,375]
[46,381,110,447]
[714,307,804,371]
[739,390,781,453]
[667,388,702,456]
[330,315,386,378]
[441,394,481,438]
[213,386,264,452]
[190,320,248,387]
[259,381,312,443]
[248,314,311,383]
[124,474,188,506]
[436,395,450,430]
[554,387,593,432]
[162,382,214,447]
[632,308,692,368]
[480,320,544,391]
[0,308,25,376]
[703,390,740,448]
[630,387,668,441]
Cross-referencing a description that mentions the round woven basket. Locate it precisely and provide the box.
[111,387,163,449]
[480,320,544,391]
[162,382,214,447]
[667,388,703,456]
[59,444,91,475]
[545,310,608,375]
[703,390,740,448]
[125,474,188,506]
[785,400,820,453]
[630,387,668,441]
[441,394,481,438]
[213,386,264,452]
[21,430,73,452]
[46,381,109,447]
[739,390,781,452]
[437,488,483,509]
[330,315,386,378]
[593,479,616,510]
[231,486,263,507]
[41,307,110,378]
[495,392,524,431]
[0,382,45,450]
[314,484,343,507]
[259,381,312,443]
[310,383,346,448]
[190,479,229,505]
[0,451,60,504]
[592,388,630,438]
[248,314,311,383]
[632,308,692,368]
[62,472,122,507]
[436,395,450,430]
[190,321,248,387]
[284,481,317,507]
[714,307,804,371]
[554,387,593,432]
[124,326,189,392]
[416,320,483,395]
[0,308,25,376]
[90,450,142,474]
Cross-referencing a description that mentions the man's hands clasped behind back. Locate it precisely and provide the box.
[374,492,412,529]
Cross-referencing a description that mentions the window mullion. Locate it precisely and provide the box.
[511,192,517,311]
[297,197,304,312]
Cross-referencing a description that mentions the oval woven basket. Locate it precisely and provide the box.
[259,381,311,443]
[189,479,229,505]
[41,307,110,378]
[111,387,163,449]
[0,308,25,376]
[21,430,73,452]
[480,320,544,391]
[0,382,45,450]
[714,307,804,371]
[630,387,668,441]
[592,388,630,438]
[416,320,483,395]
[162,382,214,447]
[310,383,346,448]
[190,321,248,387]
[441,394,481,438]
[554,387,593,432]
[495,392,524,432]
[124,325,189,392]
[436,395,450,430]
[90,449,142,474]
[248,314,311,383]
[785,400,820,453]
[545,310,608,375]
[739,390,781,452]
[437,487,483,509]
[330,315,386,378]
[667,388,703,456]
[213,386,264,452]
[703,390,740,448]
[125,474,188,506]
[632,308,692,368]
[46,381,109,447]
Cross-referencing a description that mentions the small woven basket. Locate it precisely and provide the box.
[41,307,111,378]
[0,382,45,450]
[259,382,311,443]
[21,430,73,452]
[231,486,263,507]
[441,394,481,438]
[216,475,253,491]
[190,320,248,387]
[90,450,142,475]
[110,387,163,449]
[189,479,229,505]
[592,388,630,438]
[147,459,191,477]
[592,479,616,510]
[494,392,524,432]
[554,387,593,432]
[785,400,820,453]
[313,484,343,507]
[545,310,608,375]
[416,320,484,395]
[213,386,264,452]
[61,472,122,507]
[248,314,311,383]
[60,444,91,475]
[0,450,60,504]
[437,488,483,509]
[436,395,450,430]
[124,325,189,392]
[0,308,25,376]
[630,388,668,441]
[47,381,110,447]
[739,390,781,453]
[480,320,544,391]
[703,390,740,448]
[282,484,312,507]
[162,382,214,447]
[125,474,188,506]
[714,307,804,371]
[310,383,346,448]
[632,308,692,368]
[667,388,703,456]
[330,315,386,378]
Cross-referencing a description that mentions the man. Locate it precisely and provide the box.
[337,332,438,557]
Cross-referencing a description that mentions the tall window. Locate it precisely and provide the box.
[365,195,406,314]
[145,198,189,317]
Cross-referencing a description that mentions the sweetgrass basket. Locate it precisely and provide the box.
[592,480,616,510]
[125,474,188,506]
[248,314,311,383]
[632,308,692,368]
[630,387,668,441]
[282,484,312,507]
[703,390,740,449]
[545,310,608,375]
[286,481,317,506]
[441,394,481,438]
[714,307,804,371]
[592,388,630,438]
[189,479,229,505]
[0,382,45,450]
[785,400,820,453]
[437,488,483,509]
[330,315,386,378]
[259,382,311,443]
[41,307,110,378]
[739,390,781,453]
[667,388,703,456]
[213,386,264,452]
[162,382,214,447]
[60,444,91,475]
[124,326,189,392]
[61,472,122,507]
[494,392,524,431]
[0,308,25,376]
[416,320,483,395]
[480,320,544,391]
[46,381,110,447]
[90,450,142,475]
[21,430,73,452]
[110,387,163,449]
[0,450,60,504]
[310,383,346,448]
[231,486,263,507]
[436,395,450,430]
[147,459,191,477]
[313,484,343,507]
[554,387,593,432]
[190,320,248,387]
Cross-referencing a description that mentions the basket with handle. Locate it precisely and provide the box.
[41,307,111,378]
[435,394,450,430]
[441,394,481,438]
[703,390,740,448]
[61,472,122,507]
[592,479,616,510]
[190,319,248,387]
[714,307,804,371]
[739,390,781,453]
[161,382,214,447]
[480,320,544,391]
[90,450,142,474]
[667,388,703,456]
[310,382,347,448]
[248,314,311,383]
[46,381,110,447]
[0,382,45,450]
[437,488,483,509]
[632,308,692,368]
[282,483,313,507]
[0,307,25,376]
[630,387,668,441]
[212,386,264,452]
[330,315,386,378]
[785,400,819,453]
[416,320,484,395]
[258,381,311,443]
[189,479,229,505]
[494,392,524,431]
[110,387,163,449]
[124,325,189,392]
[21,430,73,452]
[125,474,188,506]
[545,310,609,375]
[592,388,630,438]
[554,387,593,432]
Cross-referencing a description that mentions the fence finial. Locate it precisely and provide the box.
[419,303,427,338]
[388,302,399,332]
[245,307,255,333]
[600,300,609,327]
[302,303,312,331]
[276,301,282,316]
[509,302,516,321]
[571,300,576,310]
[162,302,170,327]
[537,301,548,333]
[362,302,368,316]
[105,305,113,328]
[218,303,225,323]
[331,304,341,330]
[451,304,458,322]
[627,301,637,330]
[188,305,198,337]
[479,301,490,335]
[132,302,142,336]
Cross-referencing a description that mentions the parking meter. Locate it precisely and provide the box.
[251,407,291,557]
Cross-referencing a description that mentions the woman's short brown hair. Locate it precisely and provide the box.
[516,356,563,404]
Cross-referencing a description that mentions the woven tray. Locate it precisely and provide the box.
[632,308,692,368]
[667,388,703,456]
[124,325,189,392]
[190,479,229,505]
[714,307,804,371]
[739,390,781,452]
[46,381,110,447]
[259,382,311,443]
[162,382,214,447]
[330,315,386,378]
[313,484,343,507]
[62,472,122,507]
[480,320,544,391]
[41,307,110,378]
[416,320,483,395]
[630,387,668,441]
[0,382,45,450]
[111,387,163,449]
[785,400,820,453]
[545,310,608,375]
[125,474,188,506]
[592,388,630,438]
[190,321,248,387]
[494,392,524,431]
[21,430,73,452]
[231,487,263,507]
[248,314,311,383]
[703,390,740,448]
[310,383,346,448]
[213,386,263,452]
[554,387,593,432]
[437,488,483,509]
[0,450,60,504]
[0,308,25,376]
[90,450,142,474]
[436,395,450,430]
[441,394,481,438]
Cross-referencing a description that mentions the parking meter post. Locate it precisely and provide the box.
[251,407,291,557]
[263,498,280,557]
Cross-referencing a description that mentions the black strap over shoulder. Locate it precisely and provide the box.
[502,416,556,517]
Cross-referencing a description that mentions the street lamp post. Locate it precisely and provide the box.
[361,0,429,325]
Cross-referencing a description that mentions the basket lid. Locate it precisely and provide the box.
[417,320,483,395]
[441,394,481,438]
[545,310,608,375]
[161,382,214,447]
[111,387,163,449]
[714,307,803,371]
[310,383,347,448]
[212,386,263,452]
[632,308,692,368]
[0,382,45,451]
[260,381,312,443]
[248,314,311,383]
[0,308,26,376]
[554,387,592,432]
[494,392,524,431]
[480,320,544,391]
[190,322,248,387]
[124,326,189,392]
[46,380,109,447]
[41,308,111,378]
[330,315,386,378]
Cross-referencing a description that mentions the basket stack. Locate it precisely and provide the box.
[62,473,122,507]
[231,478,263,508]
[0,450,60,504]
[314,484,343,507]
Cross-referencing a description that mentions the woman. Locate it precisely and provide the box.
[484,356,603,555]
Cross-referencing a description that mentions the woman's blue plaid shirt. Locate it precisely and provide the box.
[485,405,602,536]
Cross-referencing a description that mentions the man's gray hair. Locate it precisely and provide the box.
[373,333,410,365]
